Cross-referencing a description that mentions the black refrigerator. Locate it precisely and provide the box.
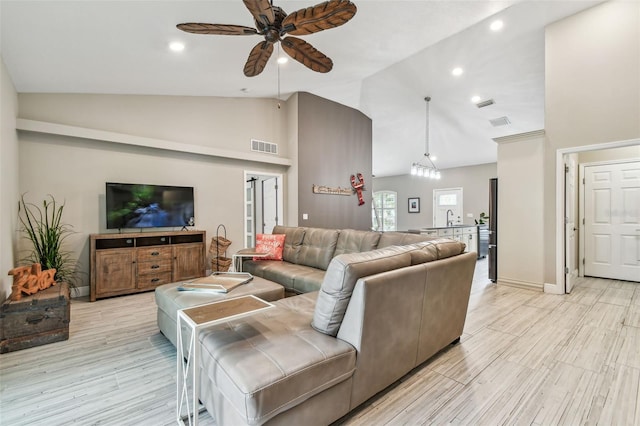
[488,178,498,282]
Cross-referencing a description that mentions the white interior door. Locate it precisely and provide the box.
[244,171,284,248]
[245,179,256,248]
[262,177,278,234]
[565,154,578,292]
[433,188,463,227]
[584,161,640,281]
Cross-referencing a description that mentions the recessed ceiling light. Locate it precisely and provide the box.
[277,56,288,65]
[471,95,481,103]
[490,20,504,32]
[169,42,185,52]
[452,67,463,76]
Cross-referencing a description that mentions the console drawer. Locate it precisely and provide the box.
[137,247,171,262]
[137,259,172,275]
[137,272,173,289]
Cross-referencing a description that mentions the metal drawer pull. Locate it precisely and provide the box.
[151,264,160,269]
[151,278,160,283]
[151,251,160,256]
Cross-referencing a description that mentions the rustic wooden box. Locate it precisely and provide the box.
[0,282,70,353]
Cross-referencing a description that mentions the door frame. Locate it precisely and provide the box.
[565,153,578,293]
[551,138,640,295]
[243,170,284,248]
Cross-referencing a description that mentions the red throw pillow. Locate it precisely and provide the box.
[254,234,285,261]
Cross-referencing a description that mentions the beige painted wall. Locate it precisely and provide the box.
[544,1,640,285]
[17,94,290,294]
[496,131,545,290]
[19,94,289,157]
[579,145,640,164]
[0,57,19,300]
[372,162,496,231]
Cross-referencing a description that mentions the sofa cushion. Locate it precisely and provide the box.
[297,227,340,270]
[273,225,305,264]
[199,292,356,425]
[292,268,326,294]
[242,259,278,278]
[400,238,466,265]
[434,238,466,259]
[333,229,382,257]
[406,241,439,265]
[377,232,435,248]
[312,246,412,336]
[262,262,321,291]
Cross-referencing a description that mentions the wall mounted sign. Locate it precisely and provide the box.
[312,184,352,196]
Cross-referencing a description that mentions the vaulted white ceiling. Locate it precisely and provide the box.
[0,1,599,176]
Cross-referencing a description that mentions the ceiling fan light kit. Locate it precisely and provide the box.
[177,0,357,77]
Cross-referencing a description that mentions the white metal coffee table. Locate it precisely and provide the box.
[232,248,268,272]
[176,294,274,425]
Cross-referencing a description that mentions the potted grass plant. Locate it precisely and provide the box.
[18,194,78,290]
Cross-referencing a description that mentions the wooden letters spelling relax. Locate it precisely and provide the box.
[8,264,57,301]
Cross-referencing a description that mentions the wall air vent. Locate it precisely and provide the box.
[251,139,278,155]
[476,99,495,108]
[489,116,511,127]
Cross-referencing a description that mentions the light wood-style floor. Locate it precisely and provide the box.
[1,259,638,426]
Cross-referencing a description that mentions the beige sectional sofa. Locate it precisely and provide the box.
[242,225,436,294]
[197,237,476,425]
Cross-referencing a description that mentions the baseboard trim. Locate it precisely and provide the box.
[71,286,90,299]
[497,278,543,291]
[544,281,565,295]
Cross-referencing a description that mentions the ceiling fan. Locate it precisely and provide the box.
[177,0,357,77]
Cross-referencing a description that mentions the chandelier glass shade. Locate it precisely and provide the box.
[411,97,441,179]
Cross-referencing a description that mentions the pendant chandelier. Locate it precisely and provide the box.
[410,96,441,179]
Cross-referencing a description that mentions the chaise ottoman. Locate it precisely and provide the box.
[155,276,284,349]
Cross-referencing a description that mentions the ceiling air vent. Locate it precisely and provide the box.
[251,139,278,155]
[476,99,495,108]
[489,116,511,127]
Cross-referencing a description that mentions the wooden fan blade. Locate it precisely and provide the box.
[243,0,275,30]
[281,37,333,73]
[281,0,357,36]
[177,23,258,36]
[244,41,274,77]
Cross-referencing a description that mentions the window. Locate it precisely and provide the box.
[438,194,457,206]
[372,191,397,231]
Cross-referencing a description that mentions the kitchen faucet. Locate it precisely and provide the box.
[446,209,454,227]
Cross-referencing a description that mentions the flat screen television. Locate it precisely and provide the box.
[105,182,194,229]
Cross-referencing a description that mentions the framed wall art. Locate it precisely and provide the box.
[408,197,420,213]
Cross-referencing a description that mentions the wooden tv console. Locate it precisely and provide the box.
[89,230,206,302]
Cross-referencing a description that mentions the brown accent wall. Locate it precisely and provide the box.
[297,92,372,230]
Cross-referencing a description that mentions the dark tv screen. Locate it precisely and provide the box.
[106,182,194,229]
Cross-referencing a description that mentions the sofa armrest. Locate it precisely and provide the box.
[336,264,427,408]
[335,251,476,409]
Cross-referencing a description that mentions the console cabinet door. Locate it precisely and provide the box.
[95,249,136,296]
[172,243,204,281]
